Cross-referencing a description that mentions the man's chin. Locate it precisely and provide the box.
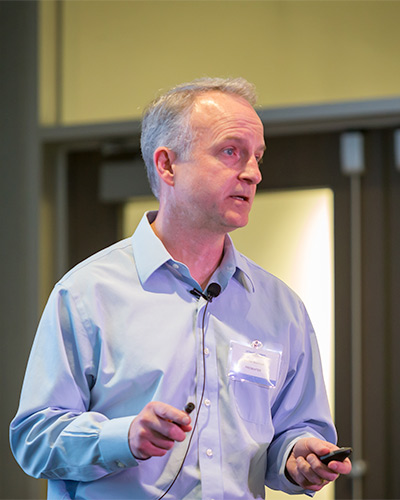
[224,216,249,233]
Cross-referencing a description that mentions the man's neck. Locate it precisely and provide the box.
[150,214,225,290]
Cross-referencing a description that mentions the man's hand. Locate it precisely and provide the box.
[128,402,192,460]
[285,437,352,492]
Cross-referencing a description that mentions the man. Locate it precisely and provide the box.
[10,77,351,499]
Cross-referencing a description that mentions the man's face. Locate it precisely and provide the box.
[171,91,265,235]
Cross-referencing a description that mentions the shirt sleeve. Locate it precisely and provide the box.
[264,305,337,494]
[9,284,139,481]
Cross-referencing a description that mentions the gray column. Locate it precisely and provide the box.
[0,1,43,498]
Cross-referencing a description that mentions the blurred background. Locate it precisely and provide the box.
[1,1,399,499]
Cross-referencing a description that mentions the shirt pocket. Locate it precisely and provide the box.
[231,377,274,426]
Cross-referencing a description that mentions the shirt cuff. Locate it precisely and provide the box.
[99,416,139,470]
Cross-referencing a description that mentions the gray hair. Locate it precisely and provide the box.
[140,77,258,199]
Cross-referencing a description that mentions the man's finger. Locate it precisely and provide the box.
[153,402,191,427]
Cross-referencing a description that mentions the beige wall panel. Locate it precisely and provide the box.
[41,0,400,125]
[39,0,58,125]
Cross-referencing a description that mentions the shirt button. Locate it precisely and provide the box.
[115,460,125,468]
[206,448,213,457]
[204,398,211,407]
[204,347,210,356]
[172,263,179,269]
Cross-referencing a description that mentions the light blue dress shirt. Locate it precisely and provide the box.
[10,211,336,499]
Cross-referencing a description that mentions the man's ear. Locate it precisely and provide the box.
[153,147,177,188]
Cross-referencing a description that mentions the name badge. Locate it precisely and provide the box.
[228,340,282,388]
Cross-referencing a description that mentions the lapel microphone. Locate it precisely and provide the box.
[190,283,221,302]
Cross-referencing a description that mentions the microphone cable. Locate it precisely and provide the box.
[156,284,220,499]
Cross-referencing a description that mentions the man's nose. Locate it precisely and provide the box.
[240,156,262,185]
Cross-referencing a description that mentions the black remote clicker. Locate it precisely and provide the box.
[319,447,352,465]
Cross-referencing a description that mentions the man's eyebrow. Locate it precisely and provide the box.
[220,136,266,151]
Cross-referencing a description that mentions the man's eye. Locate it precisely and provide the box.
[224,148,235,156]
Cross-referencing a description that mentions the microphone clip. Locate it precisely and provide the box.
[189,283,221,302]
[189,288,208,301]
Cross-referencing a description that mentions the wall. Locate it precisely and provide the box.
[40,0,400,125]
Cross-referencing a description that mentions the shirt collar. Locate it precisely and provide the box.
[131,211,255,293]
[212,235,255,293]
[131,211,170,285]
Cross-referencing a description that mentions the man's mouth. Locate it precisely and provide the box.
[231,195,249,202]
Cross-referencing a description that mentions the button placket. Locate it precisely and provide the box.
[194,301,224,498]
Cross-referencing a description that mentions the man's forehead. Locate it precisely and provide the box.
[190,91,264,133]
[192,90,251,113]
